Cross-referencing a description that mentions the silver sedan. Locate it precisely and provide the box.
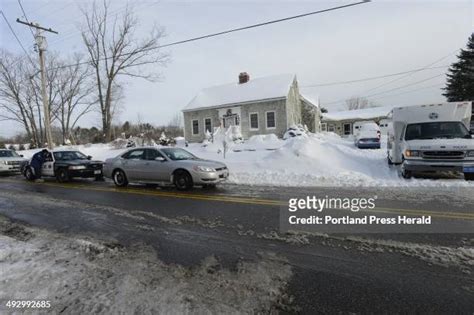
[103,147,229,190]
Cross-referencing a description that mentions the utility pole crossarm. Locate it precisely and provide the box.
[16,18,58,34]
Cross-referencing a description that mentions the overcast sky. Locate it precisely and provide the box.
[1,0,473,137]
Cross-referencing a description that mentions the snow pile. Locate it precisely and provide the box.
[234,134,284,151]
[174,136,187,147]
[188,133,474,187]
[283,124,307,140]
[226,135,396,186]
[0,217,293,313]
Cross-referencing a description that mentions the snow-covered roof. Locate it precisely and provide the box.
[300,92,319,108]
[322,106,392,121]
[183,74,295,112]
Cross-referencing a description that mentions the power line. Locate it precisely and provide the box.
[300,65,449,88]
[0,10,36,67]
[52,0,371,71]
[370,83,444,101]
[323,72,446,106]
[17,0,35,40]
[363,73,445,98]
[363,49,457,93]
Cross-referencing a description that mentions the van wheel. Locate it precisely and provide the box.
[56,168,70,183]
[400,164,412,179]
[113,169,128,187]
[464,173,474,181]
[174,170,193,190]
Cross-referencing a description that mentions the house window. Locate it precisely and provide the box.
[192,120,199,135]
[204,118,212,133]
[266,111,276,129]
[249,113,259,130]
[343,123,352,135]
[328,124,335,132]
[321,123,327,131]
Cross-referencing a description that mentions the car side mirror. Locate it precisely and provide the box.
[87,155,92,160]
[155,156,166,162]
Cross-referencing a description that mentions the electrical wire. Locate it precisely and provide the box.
[17,0,36,40]
[300,65,449,88]
[0,10,36,67]
[50,1,371,70]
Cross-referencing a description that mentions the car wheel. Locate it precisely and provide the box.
[174,170,193,190]
[56,168,70,183]
[113,169,128,187]
[25,167,35,181]
[464,173,474,181]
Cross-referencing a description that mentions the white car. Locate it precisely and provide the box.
[0,149,28,174]
[354,122,381,149]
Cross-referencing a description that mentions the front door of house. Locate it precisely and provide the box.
[222,109,240,128]
[224,115,237,127]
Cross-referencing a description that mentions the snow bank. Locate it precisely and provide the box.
[0,217,292,313]
[187,133,474,187]
[233,134,284,151]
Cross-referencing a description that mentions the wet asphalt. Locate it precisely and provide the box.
[0,175,473,314]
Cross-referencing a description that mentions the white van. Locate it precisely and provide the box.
[387,102,474,180]
[378,119,392,135]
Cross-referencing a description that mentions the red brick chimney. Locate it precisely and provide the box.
[238,72,250,84]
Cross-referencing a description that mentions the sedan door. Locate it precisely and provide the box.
[142,149,172,182]
[120,149,147,181]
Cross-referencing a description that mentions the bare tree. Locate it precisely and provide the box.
[81,0,169,142]
[0,51,41,146]
[345,96,377,110]
[53,54,96,144]
[167,112,183,128]
[0,50,96,147]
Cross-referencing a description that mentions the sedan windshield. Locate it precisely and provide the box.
[160,148,197,161]
[0,150,20,158]
[53,151,88,161]
[405,122,470,140]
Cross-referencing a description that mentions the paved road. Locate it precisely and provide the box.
[0,176,473,313]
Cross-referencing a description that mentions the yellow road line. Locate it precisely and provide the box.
[1,178,473,220]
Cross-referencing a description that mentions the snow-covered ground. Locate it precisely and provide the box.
[0,216,292,313]
[18,133,474,187]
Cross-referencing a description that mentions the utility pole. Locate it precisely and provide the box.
[16,18,58,149]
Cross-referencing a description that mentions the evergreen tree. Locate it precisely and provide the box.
[443,34,474,101]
